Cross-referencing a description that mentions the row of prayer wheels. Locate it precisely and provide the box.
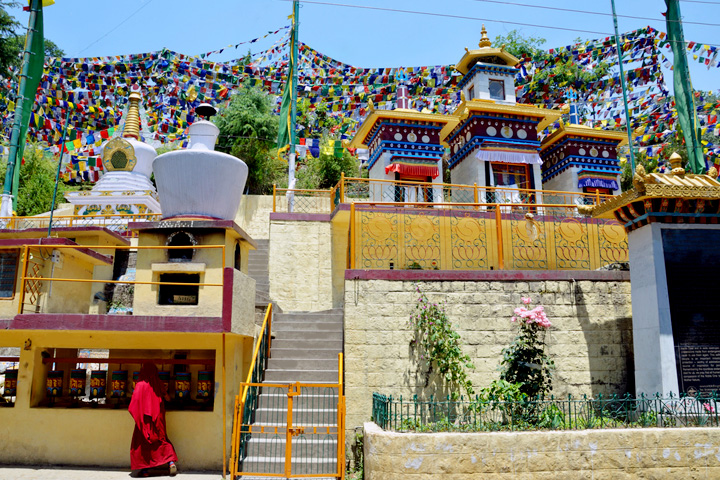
[39,369,214,400]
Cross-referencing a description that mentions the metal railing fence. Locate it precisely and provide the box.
[372,392,720,432]
[271,174,615,214]
[0,213,161,234]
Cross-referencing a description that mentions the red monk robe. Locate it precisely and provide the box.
[128,363,178,473]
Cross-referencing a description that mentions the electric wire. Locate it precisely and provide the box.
[281,0,720,48]
[473,0,720,27]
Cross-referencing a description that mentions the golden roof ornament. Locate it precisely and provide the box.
[668,151,685,176]
[632,163,647,193]
[123,91,142,140]
[709,165,719,179]
[478,24,492,48]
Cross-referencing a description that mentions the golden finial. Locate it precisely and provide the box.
[479,24,492,48]
[708,165,718,179]
[669,152,685,176]
[460,91,466,103]
[367,98,375,112]
[123,91,142,140]
[633,163,647,193]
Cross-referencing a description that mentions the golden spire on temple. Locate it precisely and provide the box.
[478,24,492,48]
[123,91,142,140]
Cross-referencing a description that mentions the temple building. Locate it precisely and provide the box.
[540,122,627,199]
[440,26,560,203]
[349,84,452,202]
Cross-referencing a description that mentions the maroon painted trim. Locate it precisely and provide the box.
[129,219,257,249]
[10,314,225,332]
[270,213,332,222]
[0,238,113,264]
[345,269,630,281]
[0,319,11,330]
[0,226,130,246]
[222,267,233,332]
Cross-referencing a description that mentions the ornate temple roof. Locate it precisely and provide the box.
[540,124,628,152]
[454,25,520,75]
[578,153,720,229]
[349,108,453,149]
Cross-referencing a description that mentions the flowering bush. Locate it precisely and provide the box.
[500,297,555,399]
[409,284,475,400]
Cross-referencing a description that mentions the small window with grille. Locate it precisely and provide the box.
[0,250,19,298]
[489,79,505,101]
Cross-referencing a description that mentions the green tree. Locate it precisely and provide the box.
[214,86,286,194]
[0,143,67,215]
[0,1,64,79]
[493,29,547,60]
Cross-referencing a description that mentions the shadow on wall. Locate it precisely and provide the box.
[572,281,634,398]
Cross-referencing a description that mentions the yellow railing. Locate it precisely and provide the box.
[272,174,614,214]
[349,202,628,271]
[0,213,162,234]
[16,244,226,315]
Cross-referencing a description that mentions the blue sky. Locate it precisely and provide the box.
[8,0,720,91]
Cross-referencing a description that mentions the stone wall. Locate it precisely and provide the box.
[344,273,633,434]
[269,217,334,312]
[364,422,720,479]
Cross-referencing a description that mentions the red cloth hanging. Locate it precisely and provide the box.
[385,163,439,178]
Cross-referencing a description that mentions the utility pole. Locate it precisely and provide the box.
[610,0,636,173]
[2,0,41,216]
[288,0,300,211]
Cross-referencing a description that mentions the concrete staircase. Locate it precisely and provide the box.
[239,309,343,479]
[247,239,271,305]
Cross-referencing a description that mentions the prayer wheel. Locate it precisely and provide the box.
[110,370,128,398]
[196,370,213,398]
[3,369,18,397]
[129,371,139,396]
[69,369,86,397]
[46,370,64,397]
[90,370,107,399]
[174,372,191,400]
[158,371,170,395]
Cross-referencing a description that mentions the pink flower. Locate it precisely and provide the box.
[704,402,716,414]
[522,297,532,305]
[511,316,517,322]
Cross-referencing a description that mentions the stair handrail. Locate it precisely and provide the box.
[230,302,273,478]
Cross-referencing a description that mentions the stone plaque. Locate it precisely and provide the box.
[676,344,720,394]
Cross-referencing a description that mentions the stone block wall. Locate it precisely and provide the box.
[364,422,720,479]
[344,273,633,434]
[269,218,334,312]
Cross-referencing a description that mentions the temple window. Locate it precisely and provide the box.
[234,243,241,271]
[467,85,475,101]
[491,163,530,188]
[489,79,505,101]
[158,273,200,305]
[166,231,196,263]
[0,249,19,298]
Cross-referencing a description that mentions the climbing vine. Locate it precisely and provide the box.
[409,284,474,399]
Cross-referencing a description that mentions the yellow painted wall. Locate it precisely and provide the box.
[0,329,251,471]
[268,219,334,312]
[133,231,226,318]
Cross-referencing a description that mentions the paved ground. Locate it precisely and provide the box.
[0,466,224,479]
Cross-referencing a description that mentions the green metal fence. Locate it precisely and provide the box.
[372,392,720,432]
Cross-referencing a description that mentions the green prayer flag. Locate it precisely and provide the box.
[665,0,705,174]
[276,27,295,157]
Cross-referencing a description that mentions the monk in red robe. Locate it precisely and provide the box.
[129,362,178,477]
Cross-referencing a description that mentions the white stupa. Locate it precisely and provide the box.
[65,91,161,218]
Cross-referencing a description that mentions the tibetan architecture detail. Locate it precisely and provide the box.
[578,153,720,232]
[349,83,452,202]
[441,26,560,202]
[64,91,160,218]
[541,125,627,197]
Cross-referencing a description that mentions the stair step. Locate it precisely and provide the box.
[273,322,342,332]
[269,348,340,360]
[272,331,342,341]
[264,369,340,383]
[254,407,339,424]
[267,358,338,370]
[242,437,338,461]
[256,393,339,410]
[270,339,342,351]
[274,314,343,323]
[240,455,338,476]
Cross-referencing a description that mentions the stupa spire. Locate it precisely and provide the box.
[123,91,142,140]
[479,24,492,48]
